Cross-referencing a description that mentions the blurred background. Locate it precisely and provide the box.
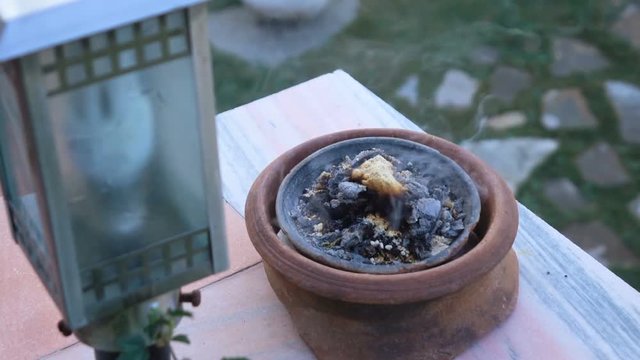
[206,0,640,289]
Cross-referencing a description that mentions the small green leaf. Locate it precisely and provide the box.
[118,335,147,353]
[171,334,190,344]
[167,308,193,318]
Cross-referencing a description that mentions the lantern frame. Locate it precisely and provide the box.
[0,1,227,330]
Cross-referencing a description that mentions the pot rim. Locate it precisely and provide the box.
[275,136,482,274]
[245,128,519,304]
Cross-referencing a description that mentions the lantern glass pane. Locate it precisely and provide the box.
[0,63,61,304]
[45,55,209,301]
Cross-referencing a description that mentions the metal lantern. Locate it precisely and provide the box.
[0,0,227,344]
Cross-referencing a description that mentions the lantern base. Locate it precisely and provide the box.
[74,291,180,353]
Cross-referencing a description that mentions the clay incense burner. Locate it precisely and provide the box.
[276,137,481,274]
[245,128,520,360]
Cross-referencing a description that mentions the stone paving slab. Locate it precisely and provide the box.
[468,45,499,65]
[605,80,640,144]
[395,74,419,107]
[489,66,532,103]
[575,142,630,186]
[434,69,479,110]
[550,37,609,77]
[461,137,558,192]
[485,111,527,131]
[611,4,640,52]
[629,195,640,222]
[562,221,640,267]
[543,178,590,213]
[541,88,598,130]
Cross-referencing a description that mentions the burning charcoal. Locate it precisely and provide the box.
[416,198,441,219]
[442,209,453,222]
[451,219,465,231]
[413,241,430,260]
[430,186,448,201]
[295,147,471,266]
[439,222,451,235]
[417,217,435,232]
[338,181,367,199]
[340,229,362,251]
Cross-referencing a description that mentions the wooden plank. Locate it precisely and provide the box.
[215,70,640,359]
[47,211,640,359]
[46,70,640,359]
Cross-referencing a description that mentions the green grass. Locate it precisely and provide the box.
[209,0,640,287]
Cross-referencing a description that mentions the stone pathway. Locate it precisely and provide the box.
[434,69,479,110]
[469,45,499,66]
[485,111,527,131]
[543,178,590,213]
[576,142,630,186]
[611,4,640,51]
[489,66,531,103]
[395,74,419,107]
[550,37,609,76]
[563,221,640,267]
[432,4,640,272]
[541,88,598,130]
[461,138,558,192]
[605,80,640,144]
[210,1,640,282]
[629,195,640,221]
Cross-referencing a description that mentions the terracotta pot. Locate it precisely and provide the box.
[276,136,482,274]
[245,128,519,360]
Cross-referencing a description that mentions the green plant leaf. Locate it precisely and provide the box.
[171,334,190,344]
[167,308,193,318]
[118,335,147,353]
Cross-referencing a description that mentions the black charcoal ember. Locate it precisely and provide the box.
[444,229,462,238]
[415,198,441,218]
[317,231,340,245]
[430,186,448,201]
[338,181,367,199]
[295,147,469,266]
[413,241,430,259]
[340,229,363,250]
[404,179,429,197]
[442,209,453,222]
[451,219,465,231]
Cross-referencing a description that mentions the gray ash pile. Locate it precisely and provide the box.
[290,148,468,265]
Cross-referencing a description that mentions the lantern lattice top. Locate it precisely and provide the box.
[0,0,204,62]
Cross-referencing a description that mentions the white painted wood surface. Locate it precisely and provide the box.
[46,70,640,359]
[216,70,640,359]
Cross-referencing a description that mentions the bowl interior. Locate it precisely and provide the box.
[276,137,481,274]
